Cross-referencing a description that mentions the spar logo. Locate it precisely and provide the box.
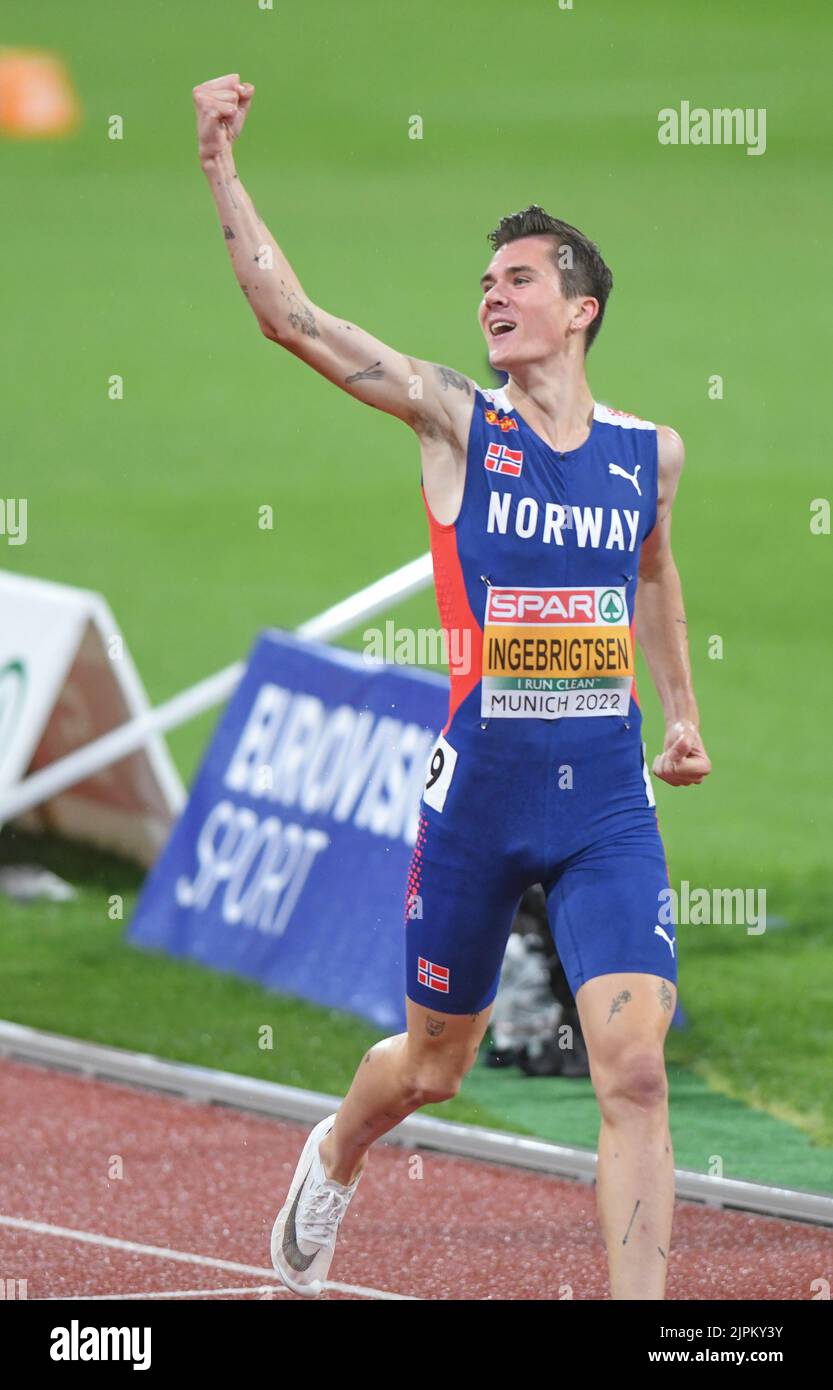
[486,588,596,624]
[598,590,626,623]
[0,659,27,761]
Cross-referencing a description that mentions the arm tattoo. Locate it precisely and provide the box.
[658,981,673,1012]
[286,292,320,338]
[607,989,632,1023]
[219,178,240,211]
[345,360,384,384]
[434,365,471,394]
[622,1199,640,1246]
[425,1015,446,1037]
[222,224,236,240]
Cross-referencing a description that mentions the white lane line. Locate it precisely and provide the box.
[52,1286,289,1301]
[0,1214,418,1301]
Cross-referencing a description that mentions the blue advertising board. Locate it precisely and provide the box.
[127,631,448,1031]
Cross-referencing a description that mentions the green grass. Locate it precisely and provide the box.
[1,0,831,1169]
[665,881,833,1149]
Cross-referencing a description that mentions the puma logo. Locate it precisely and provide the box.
[654,924,676,958]
[609,462,641,496]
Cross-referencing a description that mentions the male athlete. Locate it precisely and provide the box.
[193,74,711,1301]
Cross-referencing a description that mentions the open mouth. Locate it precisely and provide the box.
[489,320,517,337]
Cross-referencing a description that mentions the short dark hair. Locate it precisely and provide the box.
[487,205,613,352]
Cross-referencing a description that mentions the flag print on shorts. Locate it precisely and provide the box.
[418,956,450,993]
[484,442,523,477]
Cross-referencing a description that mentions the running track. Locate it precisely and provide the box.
[1,1058,830,1300]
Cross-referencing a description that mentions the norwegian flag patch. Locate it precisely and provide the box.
[417,956,450,993]
[484,442,523,477]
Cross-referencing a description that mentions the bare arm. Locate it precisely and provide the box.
[193,74,474,442]
[637,426,711,786]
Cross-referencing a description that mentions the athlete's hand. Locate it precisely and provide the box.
[193,74,255,167]
[652,720,711,787]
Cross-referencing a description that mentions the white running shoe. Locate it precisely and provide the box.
[271,1113,363,1297]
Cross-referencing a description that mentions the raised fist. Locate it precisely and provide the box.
[192,73,254,166]
[652,720,711,787]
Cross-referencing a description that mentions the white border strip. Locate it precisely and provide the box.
[0,1020,830,1228]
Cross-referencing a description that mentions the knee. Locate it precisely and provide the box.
[595,1047,668,1120]
[402,1064,464,1107]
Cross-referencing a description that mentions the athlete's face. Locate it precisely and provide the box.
[478,236,591,368]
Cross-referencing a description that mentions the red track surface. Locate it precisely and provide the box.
[1,1058,830,1301]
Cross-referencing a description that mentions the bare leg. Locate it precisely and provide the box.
[576,972,676,1299]
[319,999,492,1185]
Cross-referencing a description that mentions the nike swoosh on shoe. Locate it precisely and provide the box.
[282,1165,319,1271]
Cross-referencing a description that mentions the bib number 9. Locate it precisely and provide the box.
[423,734,457,813]
[426,747,445,789]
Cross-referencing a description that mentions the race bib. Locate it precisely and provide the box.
[481,585,633,719]
[422,733,457,811]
